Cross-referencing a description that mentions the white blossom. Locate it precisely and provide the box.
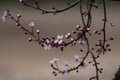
[54,35,63,45]
[44,43,51,50]
[49,58,59,64]
[46,39,50,43]
[74,54,81,65]
[78,40,86,45]
[19,0,23,2]
[65,33,71,38]
[58,39,63,45]
[28,38,32,41]
[70,38,74,41]
[57,35,63,40]
[67,33,71,35]
[63,61,69,74]
[76,25,80,28]
[2,10,8,22]
[17,14,21,18]
[78,61,88,70]
[93,30,97,33]
[64,61,68,66]
[64,66,69,74]
[44,39,51,50]
[87,27,91,31]
[71,41,76,46]
[81,61,88,69]
[74,54,88,69]
[111,23,115,27]
[36,29,40,34]
[74,54,80,60]
[28,22,35,28]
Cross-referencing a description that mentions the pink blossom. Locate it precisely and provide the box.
[28,22,35,28]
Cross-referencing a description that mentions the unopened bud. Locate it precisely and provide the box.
[111,23,115,27]
[17,14,21,18]
[28,38,32,42]
[36,29,40,34]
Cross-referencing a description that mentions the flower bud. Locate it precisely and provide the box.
[36,29,40,34]
[28,22,35,28]
[28,38,32,42]
[17,14,21,18]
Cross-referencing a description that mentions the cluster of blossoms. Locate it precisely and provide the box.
[2,0,115,80]
[49,54,88,76]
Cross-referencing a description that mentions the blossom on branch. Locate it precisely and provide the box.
[79,61,88,69]
[2,10,8,22]
[77,40,86,45]
[36,29,40,34]
[28,22,35,28]
[49,58,59,64]
[43,39,51,50]
[17,14,22,18]
[54,35,64,45]
[74,54,87,69]
[74,54,81,65]
[43,43,51,50]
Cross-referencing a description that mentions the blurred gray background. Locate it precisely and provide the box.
[0,0,120,80]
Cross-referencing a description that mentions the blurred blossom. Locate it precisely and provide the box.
[44,43,51,50]
[63,61,69,74]
[28,22,35,28]
[74,54,88,69]
[76,25,80,28]
[36,29,40,34]
[49,58,60,64]
[17,14,22,18]
[2,10,8,22]
[19,0,23,3]
[74,54,81,65]
[64,61,68,66]
[78,40,86,45]
[111,23,115,27]
[63,66,69,74]
[79,61,88,69]
[44,39,51,50]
